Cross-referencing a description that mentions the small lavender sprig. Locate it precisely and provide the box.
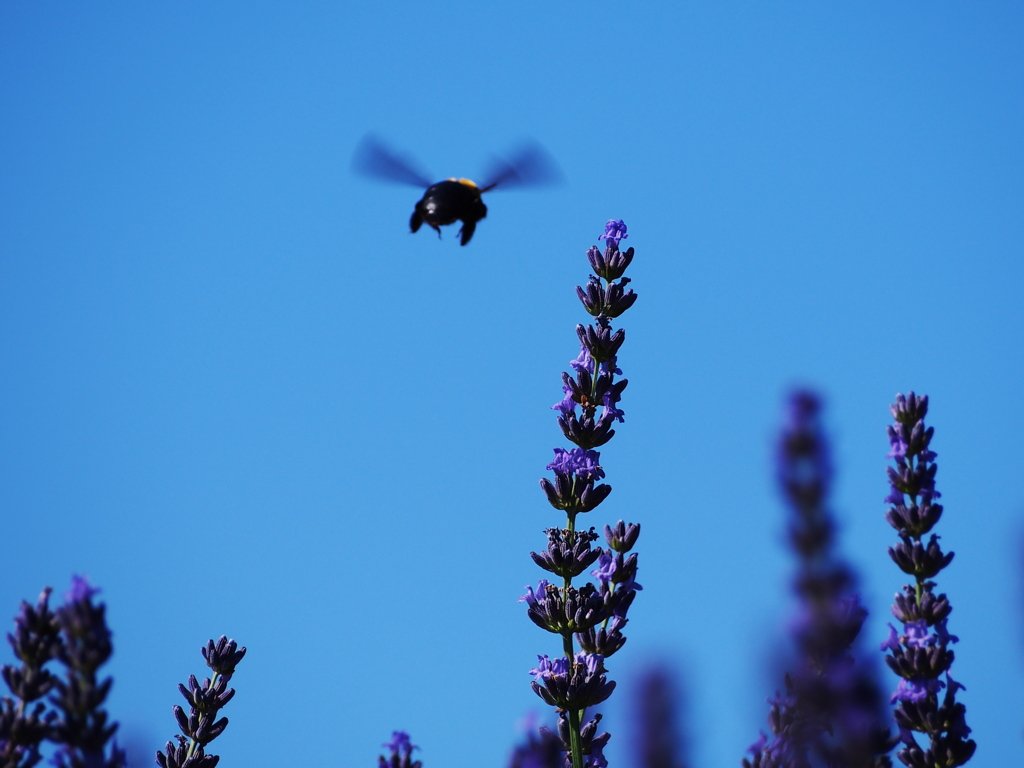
[745,392,893,768]
[156,636,246,768]
[881,393,974,768]
[0,588,61,768]
[378,732,422,768]
[49,577,126,768]
[523,219,640,768]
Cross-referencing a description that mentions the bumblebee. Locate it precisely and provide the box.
[351,135,560,245]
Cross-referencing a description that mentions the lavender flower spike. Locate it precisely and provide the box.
[50,576,127,768]
[745,392,894,768]
[528,221,641,768]
[631,665,690,768]
[156,635,246,768]
[883,393,975,768]
[0,587,61,768]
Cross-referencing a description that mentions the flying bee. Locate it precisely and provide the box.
[351,134,561,245]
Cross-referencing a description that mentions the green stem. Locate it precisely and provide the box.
[562,510,584,768]
[567,707,585,768]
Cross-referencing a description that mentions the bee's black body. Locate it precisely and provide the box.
[352,135,560,246]
[411,179,488,246]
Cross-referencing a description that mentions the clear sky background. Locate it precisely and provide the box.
[2,3,1023,767]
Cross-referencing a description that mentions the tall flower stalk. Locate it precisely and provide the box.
[881,393,974,768]
[745,392,893,768]
[522,220,641,768]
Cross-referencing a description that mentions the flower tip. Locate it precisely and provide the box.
[597,219,628,247]
[382,731,418,754]
[64,574,99,605]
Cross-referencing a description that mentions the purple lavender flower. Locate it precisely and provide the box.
[49,576,127,768]
[597,220,628,249]
[63,576,99,605]
[529,652,615,713]
[590,553,616,587]
[528,222,641,768]
[882,393,975,767]
[379,731,422,768]
[745,392,894,768]
[546,448,605,481]
[156,636,246,768]
[520,580,553,609]
[0,588,61,768]
[531,529,603,580]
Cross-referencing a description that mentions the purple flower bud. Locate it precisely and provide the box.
[574,651,603,676]
[597,220,628,249]
[880,623,901,653]
[519,580,552,608]
[547,448,605,481]
[570,346,594,374]
[591,552,616,586]
[551,383,577,416]
[63,574,99,605]
[383,731,417,754]
[529,655,570,682]
[903,620,935,649]
[890,676,944,704]
[601,388,625,423]
[886,427,909,460]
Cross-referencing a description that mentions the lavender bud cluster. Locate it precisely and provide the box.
[1,578,126,768]
[0,588,61,768]
[378,732,422,768]
[746,392,893,768]
[521,220,641,768]
[49,578,127,768]
[156,636,246,768]
[881,393,974,768]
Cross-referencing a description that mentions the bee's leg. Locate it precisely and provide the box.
[410,209,423,233]
[458,219,476,246]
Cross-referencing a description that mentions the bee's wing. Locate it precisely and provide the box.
[479,141,563,192]
[351,134,434,188]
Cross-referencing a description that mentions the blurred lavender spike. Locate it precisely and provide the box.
[50,576,127,768]
[0,587,61,768]
[745,392,894,768]
[631,664,690,768]
[507,716,564,768]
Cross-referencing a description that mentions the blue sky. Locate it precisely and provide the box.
[2,2,1023,766]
